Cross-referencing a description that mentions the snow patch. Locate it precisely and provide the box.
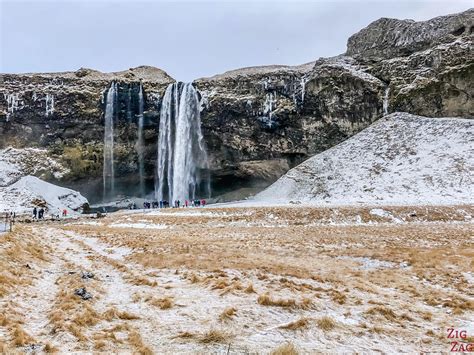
[0,176,88,214]
[109,222,168,230]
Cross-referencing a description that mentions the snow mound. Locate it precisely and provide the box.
[0,147,68,187]
[0,176,88,215]
[254,112,473,205]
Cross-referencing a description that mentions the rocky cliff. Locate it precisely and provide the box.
[1,66,173,200]
[0,9,472,202]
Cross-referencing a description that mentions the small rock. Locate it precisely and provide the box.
[81,271,94,279]
[74,287,92,300]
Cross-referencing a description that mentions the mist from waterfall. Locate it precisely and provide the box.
[137,83,145,197]
[155,82,210,202]
[103,82,117,199]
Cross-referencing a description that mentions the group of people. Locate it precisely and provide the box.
[129,199,207,210]
[32,207,45,219]
[32,207,68,220]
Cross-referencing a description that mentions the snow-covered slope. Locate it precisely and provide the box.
[0,147,68,187]
[254,112,473,205]
[0,176,88,215]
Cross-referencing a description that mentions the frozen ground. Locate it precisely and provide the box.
[1,205,472,353]
[254,113,474,206]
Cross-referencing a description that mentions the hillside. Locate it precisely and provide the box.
[0,176,88,215]
[254,112,474,205]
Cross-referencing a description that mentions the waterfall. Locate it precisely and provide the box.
[155,82,209,202]
[103,82,117,199]
[383,86,390,116]
[137,83,145,196]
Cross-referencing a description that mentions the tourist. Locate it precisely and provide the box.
[185,200,189,208]
[38,208,44,219]
[62,209,67,217]
[33,207,37,219]
[201,199,206,207]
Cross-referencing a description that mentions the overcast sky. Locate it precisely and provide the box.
[0,0,471,81]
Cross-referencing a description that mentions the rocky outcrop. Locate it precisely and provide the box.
[347,9,473,119]
[371,37,473,117]
[347,9,473,60]
[0,10,472,202]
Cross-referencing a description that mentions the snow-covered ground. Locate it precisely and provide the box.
[254,112,473,206]
[1,205,472,353]
[0,175,88,215]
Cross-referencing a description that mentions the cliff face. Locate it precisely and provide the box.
[195,58,386,194]
[0,10,472,202]
[0,66,173,199]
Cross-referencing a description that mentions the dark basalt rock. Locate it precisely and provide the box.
[74,287,92,300]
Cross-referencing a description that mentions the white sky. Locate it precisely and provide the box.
[0,0,471,81]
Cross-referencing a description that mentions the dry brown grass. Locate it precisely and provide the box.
[244,283,256,293]
[5,205,473,352]
[219,307,237,321]
[0,226,50,298]
[72,304,101,327]
[127,274,158,287]
[175,331,195,339]
[199,329,231,344]
[47,263,103,341]
[279,317,310,330]
[271,342,299,355]
[316,316,336,331]
[44,342,59,353]
[331,290,347,305]
[257,293,312,309]
[128,330,153,355]
[12,324,34,346]
[148,296,174,310]
[365,306,397,321]
[103,307,140,321]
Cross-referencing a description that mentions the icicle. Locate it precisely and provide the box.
[383,86,390,116]
[4,93,20,122]
[45,94,54,116]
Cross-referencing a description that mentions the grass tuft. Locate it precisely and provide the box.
[219,307,237,321]
[316,316,336,331]
[279,317,310,330]
[271,342,299,355]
